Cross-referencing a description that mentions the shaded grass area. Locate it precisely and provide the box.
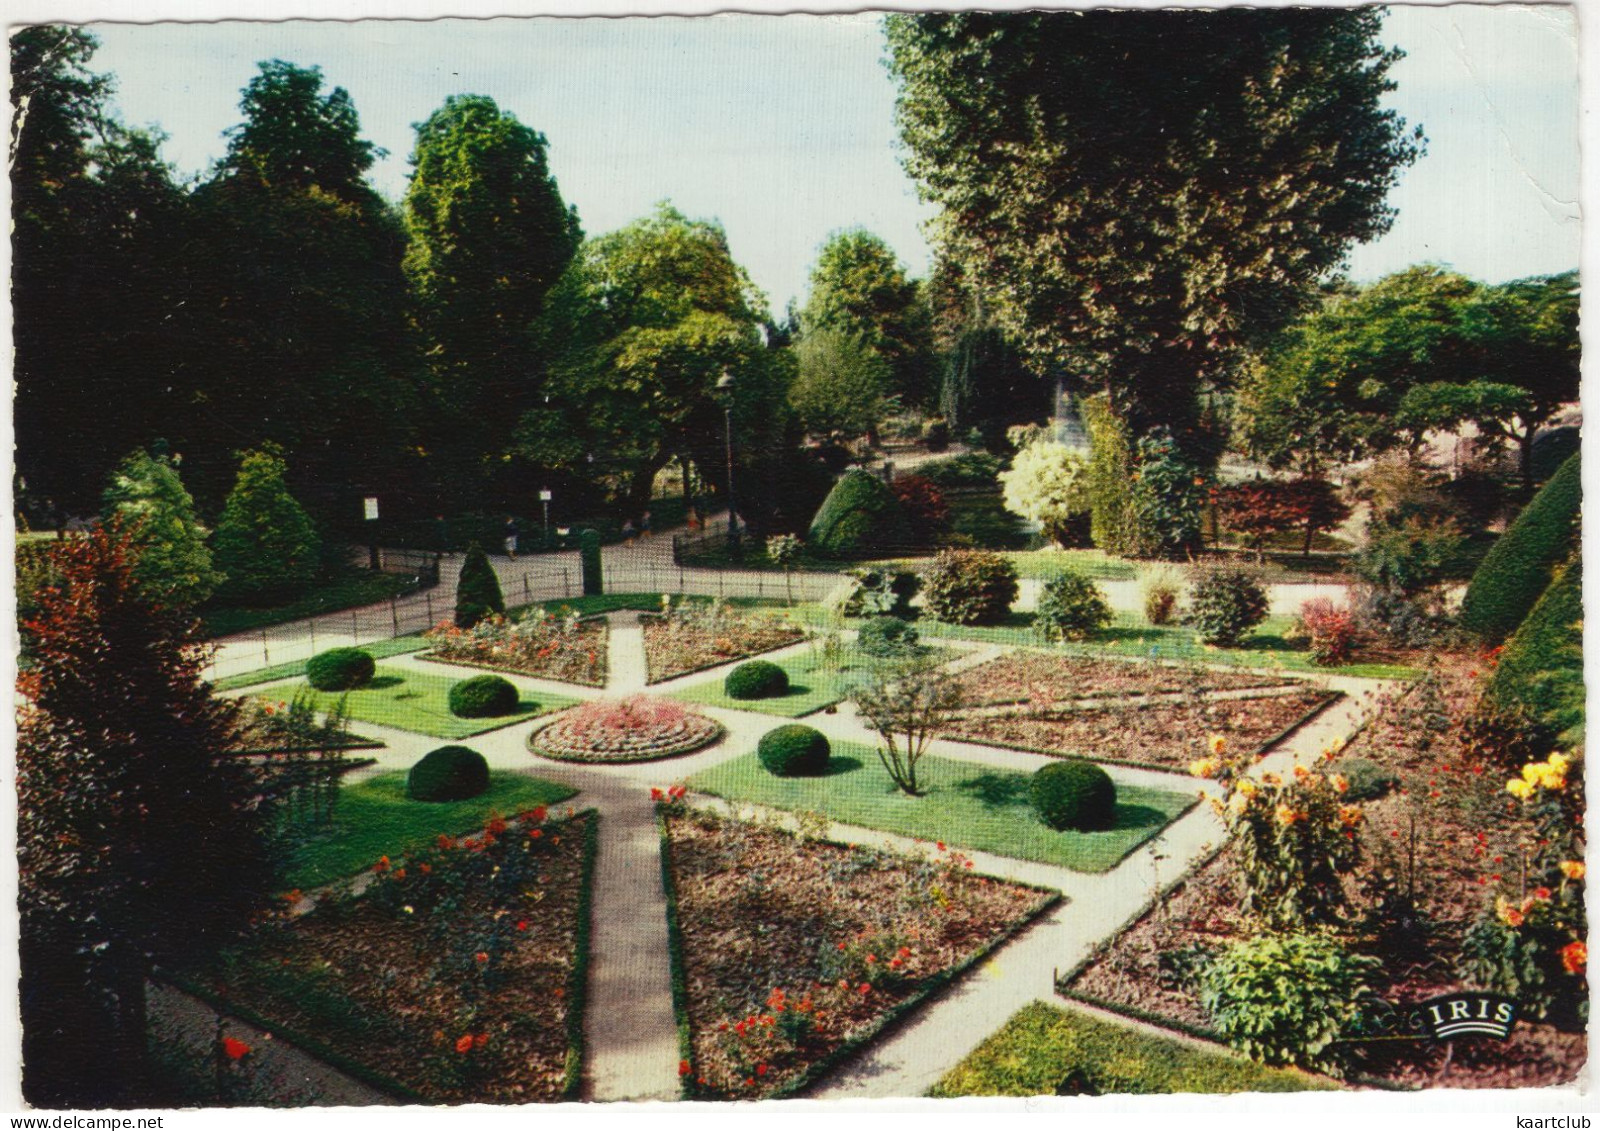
[929,1002,1335,1097]
[213,634,433,691]
[285,770,577,888]
[686,742,1193,873]
[286,665,580,739]
[666,645,955,717]
[202,571,419,638]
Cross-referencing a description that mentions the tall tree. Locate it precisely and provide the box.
[403,94,582,501]
[790,328,895,439]
[800,229,932,407]
[212,446,322,604]
[101,446,222,608]
[12,27,189,520]
[172,61,422,516]
[886,8,1421,465]
[19,524,271,1105]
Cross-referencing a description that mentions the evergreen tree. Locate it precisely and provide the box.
[101,446,221,608]
[454,541,505,628]
[212,447,321,604]
[18,524,271,1105]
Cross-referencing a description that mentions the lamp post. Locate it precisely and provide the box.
[539,488,552,548]
[715,371,739,557]
[362,495,380,570]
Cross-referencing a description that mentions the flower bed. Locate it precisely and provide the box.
[235,691,378,752]
[421,611,607,687]
[642,598,806,683]
[952,651,1297,709]
[941,689,1338,772]
[661,807,1058,1099]
[1062,658,1586,1090]
[529,697,723,763]
[198,809,595,1103]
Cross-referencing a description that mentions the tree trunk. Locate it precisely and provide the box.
[1519,427,1537,498]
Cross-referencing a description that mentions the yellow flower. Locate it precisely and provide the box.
[1506,778,1535,801]
[1189,758,1219,779]
[1560,861,1586,881]
[1338,805,1363,828]
[1292,763,1311,781]
[1548,753,1570,773]
[1521,762,1543,785]
[1236,778,1259,799]
[1275,804,1303,826]
[1208,734,1227,756]
[1330,774,1349,794]
[1495,896,1525,929]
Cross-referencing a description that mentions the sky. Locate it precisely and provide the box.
[57,5,1585,315]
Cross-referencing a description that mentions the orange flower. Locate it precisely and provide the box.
[455,1035,474,1054]
[372,855,389,873]
[1562,941,1587,974]
[1561,861,1586,881]
[222,1037,251,1061]
[473,1032,489,1050]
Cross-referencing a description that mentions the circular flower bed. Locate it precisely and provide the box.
[529,696,723,763]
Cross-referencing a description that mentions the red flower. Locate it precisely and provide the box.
[858,983,871,995]
[936,842,946,851]
[516,919,529,931]
[475,951,489,964]
[487,815,508,836]
[222,1037,250,1061]
[473,1032,489,1050]
[372,855,389,873]
[531,829,543,839]
[679,1060,691,1077]
[455,1035,474,1054]
[1562,941,1587,974]
[651,788,665,802]
[756,1064,768,1077]
[1532,887,1553,901]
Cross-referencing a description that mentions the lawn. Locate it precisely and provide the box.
[201,570,420,638]
[284,769,578,888]
[686,742,1194,873]
[666,645,955,717]
[213,634,435,691]
[279,664,580,739]
[929,1002,1335,1096]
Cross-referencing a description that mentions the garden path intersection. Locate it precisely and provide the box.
[203,582,1398,1103]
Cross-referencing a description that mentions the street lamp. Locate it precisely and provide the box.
[539,488,553,548]
[363,495,380,570]
[715,371,739,556]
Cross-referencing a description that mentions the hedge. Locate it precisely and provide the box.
[807,470,910,557]
[1485,554,1583,747]
[1459,450,1580,644]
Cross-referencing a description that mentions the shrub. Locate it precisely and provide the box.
[1216,477,1351,560]
[211,446,320,603]
[447,674,521,718]
[1186,565,1269,646]
[1296,599,1358,666]
[998,441,1093,548]
[1030,760,1117,831]
[1459,450,1580,644]
[305,647,375,692]
[724,660,790,701]
[853,655,961,795]
[1137,563,1185,626]
[454,542,505,629]
[856,615,921,658]
[1034,570,1112,643]
[808,470,911,556]
[1353,512,1465,598]
[890,475,950,542]
[579,529,603,596]
[407,745,490,802]
[1197,933,1379,1075]
[918,452,1002,490]
[101,447,221,608]
[1082,392,1156,557]
[1331,757,1400,802]
[1485,555,1583,747]
[1131,429,1208,556]
[921,418,950,451]
[1353,587,1449,648]
[757,724,831,777]
[829,567,920,618]
[921,549,1019,626]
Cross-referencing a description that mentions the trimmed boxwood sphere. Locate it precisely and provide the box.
[408,745,490,802]
[757,724,831,777]
[725,659,790,701]
[305,647,375,691]
[448,674,521,718]
[1030,760,1117,832]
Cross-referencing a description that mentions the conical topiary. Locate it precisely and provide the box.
[211,446,320,604]
[454,541,505,628]
[807,470,909,557]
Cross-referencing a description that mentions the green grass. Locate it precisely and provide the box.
[202,570,419,638]
[929,1002,1336,1096]
[283,770,578,891]
[666,645,955,717]
[686,742,1193,873]
[213,634,434,691]
[280,665,580,739]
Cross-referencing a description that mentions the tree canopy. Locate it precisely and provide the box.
[886,8,1422,459]
[800,229,932,407]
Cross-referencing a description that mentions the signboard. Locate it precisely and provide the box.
[539,489,553,502]
[1413,993,1518,1041]
[363,496,379,521]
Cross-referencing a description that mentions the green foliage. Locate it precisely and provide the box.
[999,441,1091,547]
[808,470,910,556]
[304,647,376,692]
[917,452,1002,490]
[447,674,521,719]
[211,448,320,604]
[1034,570,1113,643]
[1082,394,1158,557]
[1030,760,1117,832]
[724,660,790,701]
[756,724,831,777]
[790,328,896,438]
[856,615,921,659]
[101,447,221,608]
[579,529,604,596]
[1131,429,1208,556]
[1137,564,1185,626]
[853,655,963,795]
[830,568,920,618]
[921,549,1019,626]
[1186,566,1269,646]
[406,745,490,802]
[1197,933,1379,1075]
[1486,556,1584,747]
[453,542,506,629]
[1331,758,1399,803]
[1460,451,1581,644]
[930,1002,1335,1096]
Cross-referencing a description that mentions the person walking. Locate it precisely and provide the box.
[640,509,652,539]
[621,518,636,546]
[503,516,520,560]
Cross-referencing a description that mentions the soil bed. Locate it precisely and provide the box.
[664,809,1056,1099]
[942,689,1337,770]
[1065,657,1586,1090]
[952,651,1298,709]
[420,617,608,687]
[642,611,806,683]
[199,810,592,1104]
